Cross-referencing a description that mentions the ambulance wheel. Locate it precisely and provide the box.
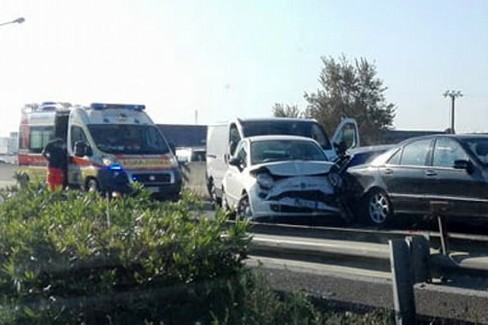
[86,178,100,192]
[16,173,29,189]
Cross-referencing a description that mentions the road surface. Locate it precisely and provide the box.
[0,164,16,188]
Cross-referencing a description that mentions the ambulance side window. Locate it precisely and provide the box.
[71,126,89,151]
[29,126,54,153]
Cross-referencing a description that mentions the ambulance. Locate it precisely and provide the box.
[17,102,182,200]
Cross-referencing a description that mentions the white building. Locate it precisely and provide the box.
[0,132,18,156]
[8,132,18,155]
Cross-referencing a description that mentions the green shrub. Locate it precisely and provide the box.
[211,269,323,325]
[0,183,250,323]
[0,183,395,324]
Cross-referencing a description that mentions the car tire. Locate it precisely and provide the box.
[208,181,222,208]
[363,189,393,226]
[237,193,253,219]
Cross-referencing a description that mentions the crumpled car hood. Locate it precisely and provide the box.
[249,161,334,177]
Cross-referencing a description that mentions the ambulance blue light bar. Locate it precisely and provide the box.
[39,102,63,111]
[90,103,145,111]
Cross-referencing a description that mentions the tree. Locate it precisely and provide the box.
[304,55,395,145]
[272,103,303,118]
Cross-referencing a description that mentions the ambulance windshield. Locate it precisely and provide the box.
[88,124,170,155]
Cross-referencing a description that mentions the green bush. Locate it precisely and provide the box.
[213,269,323,325]
[0,183,395,324]
[0,183,250,323]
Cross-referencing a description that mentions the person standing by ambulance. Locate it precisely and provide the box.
[42,137,67,190]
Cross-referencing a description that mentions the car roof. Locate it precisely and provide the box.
[238,117,318,123]
[246,134,319,142]
[208,117,319,127]
[397,133,488,146]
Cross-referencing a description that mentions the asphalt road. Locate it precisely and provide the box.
[0,164,17,188]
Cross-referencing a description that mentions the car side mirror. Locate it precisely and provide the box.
[74,141,92,157]
[228,156,240,167]
[454,159,474,174]
[228,156,244,171]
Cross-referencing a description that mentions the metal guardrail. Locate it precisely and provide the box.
[242,221,488,323]
[244,221,488,279]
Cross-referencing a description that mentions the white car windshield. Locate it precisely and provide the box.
[251,139,327,165]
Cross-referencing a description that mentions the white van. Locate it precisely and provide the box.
[206,117,359,203]
[18,102,182,200]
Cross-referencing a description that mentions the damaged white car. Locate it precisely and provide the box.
[222,135,343,220]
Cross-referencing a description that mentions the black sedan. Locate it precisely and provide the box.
[346,134,488,226]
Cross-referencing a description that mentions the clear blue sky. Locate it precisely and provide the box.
[1,0,487,136]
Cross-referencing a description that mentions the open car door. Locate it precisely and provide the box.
[331,118,360,155]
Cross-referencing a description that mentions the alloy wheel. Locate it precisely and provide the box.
[367,191,391,225]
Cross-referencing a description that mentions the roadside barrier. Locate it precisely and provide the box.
[246,221,488,278]
[241,221,488,323]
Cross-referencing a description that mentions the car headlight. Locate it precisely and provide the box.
[103,157,117,166]
[102,157,123,171]
[328,172,343,189]
[256,172,274,189]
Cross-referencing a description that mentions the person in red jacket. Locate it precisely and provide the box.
[42,138,67,190]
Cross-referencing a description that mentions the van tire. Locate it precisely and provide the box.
[208,181,222,207]
[222,189,235,220]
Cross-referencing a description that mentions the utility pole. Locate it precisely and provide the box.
[443,90,463,134]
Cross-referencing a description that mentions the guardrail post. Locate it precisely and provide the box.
[430,200,452,256]
[437,216,449,256]
[407,235,431,284]
[389,239,416,325]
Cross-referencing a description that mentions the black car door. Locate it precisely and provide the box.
[381,138,433,215]
[429,137,488,217]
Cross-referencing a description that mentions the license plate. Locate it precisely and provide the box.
[146,186,160,193]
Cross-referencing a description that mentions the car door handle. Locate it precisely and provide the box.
[383,168,393,175]
[425,170,437,177]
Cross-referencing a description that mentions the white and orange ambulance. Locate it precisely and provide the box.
[17,102,182,200]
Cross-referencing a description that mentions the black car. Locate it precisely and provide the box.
[345,144,394,169]
[346,134,488,226]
